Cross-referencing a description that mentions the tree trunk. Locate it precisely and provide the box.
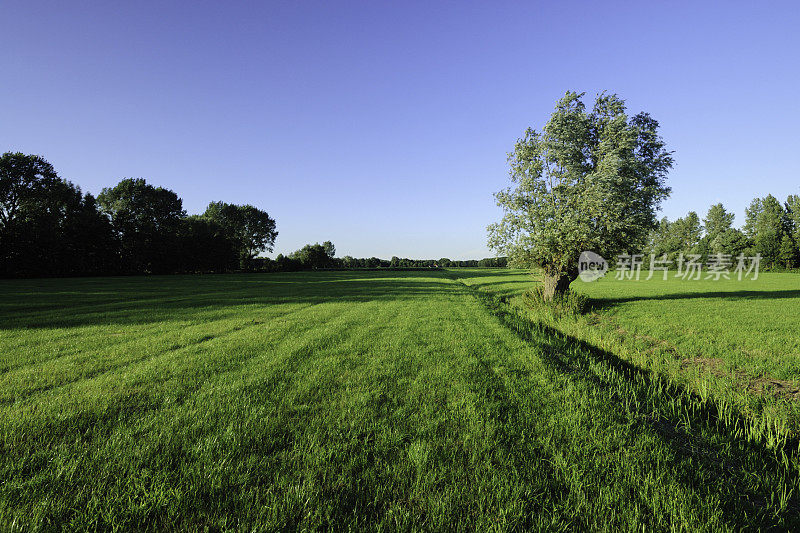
[541,272,574,301]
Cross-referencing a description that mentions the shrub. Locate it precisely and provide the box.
[522,285,589,316]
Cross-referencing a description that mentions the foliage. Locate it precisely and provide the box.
[179,216,239,272]
[645,198,798,267]
[290,242,335,269]
[203,201,277,268]
[97,178,186,274]
[322,240,335,258]
[779,234,797,268]
[703,202,734,242]
[646,211,704,262]
[710,227,749,258]
[750,195,786,267]
[0,152,118,276]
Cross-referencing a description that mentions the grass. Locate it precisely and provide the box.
[453,268,800,446]
[1,270,800,529]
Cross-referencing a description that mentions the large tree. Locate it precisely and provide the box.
[488,92,672,299]
[97,178,186,274]
[1,152,118,276]
[203,202,277,268]
[0,153,60,274]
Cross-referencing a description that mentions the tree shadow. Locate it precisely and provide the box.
[591,289,800,310]
[478,293,800,529]
[444,268,529,280]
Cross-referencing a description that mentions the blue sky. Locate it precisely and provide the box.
[2,1,799,259]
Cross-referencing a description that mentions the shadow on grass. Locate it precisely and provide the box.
[474,290,800,530]
[443,268,528,280]
[591,289,800,310]
[0,271,462,330]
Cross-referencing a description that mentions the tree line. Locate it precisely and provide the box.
[254,242,508,271]
[2,152,506,278]
[1,152,277,277]
[646,196,800,269]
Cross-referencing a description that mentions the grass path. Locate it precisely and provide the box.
[1,271,799,529]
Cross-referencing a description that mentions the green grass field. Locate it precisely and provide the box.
[455,269,800,444]
[2,270,800,530]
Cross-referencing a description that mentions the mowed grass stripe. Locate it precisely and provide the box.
[0,300,363,435]
[0,300,329,395]
[1,271,798,529]
[0,276,347,373]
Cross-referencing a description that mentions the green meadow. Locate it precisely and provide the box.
[2,270,800,530]
[456,269,800,444]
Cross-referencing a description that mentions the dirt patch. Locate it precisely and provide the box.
[589,314,800,402]
[748,376,800,400]
[680,357,800,400]
[680,356,725,375]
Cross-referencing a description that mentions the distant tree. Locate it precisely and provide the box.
[438,258,452,267]
[645,217,673,260]
[59,191,120,275]
[744,195,785,267]
[389,256,400,268]
[779,234,797,269]
[203,202,278,268]
[703,203,734,243]
[711,228,749,258]
[322,240,335,259]
[98,178,185,273]
[478,256,508,267]
[275,253,301,271]
[743,197,763,240]
[179,216,238,272]
[673,212,704,255]
[488,92,672,299]
[702,203,741,257]
[291,243,332,269]
[786,195,800,257]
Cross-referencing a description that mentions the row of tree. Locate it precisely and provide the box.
[1,152,277,277]
[252,241,508,271]
[646,195,800,268]
[2,152,507,278]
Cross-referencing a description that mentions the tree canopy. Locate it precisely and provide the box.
[203,202,278,268]
[1,152,117,276]
[98,178,186,274]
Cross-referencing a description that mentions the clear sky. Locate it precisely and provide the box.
[2,1,799,259]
